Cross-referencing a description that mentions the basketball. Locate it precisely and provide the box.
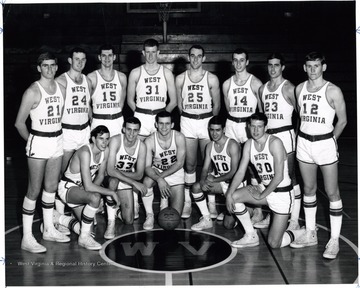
[157,207,181,231]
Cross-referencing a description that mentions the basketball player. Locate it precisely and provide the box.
[57,125,120,250]
[141,111,186,230]
[191,116,242,231]
[127,38,177,218]
[104,117,147,239]
[127,38,177,140]
[54,47,92,230]
[256,53,301,231]
[87,44,127,137]
[176,45,221,219]
[15,52,70,253]
[290,52,347,259]
[222,48,263,223]
[226,113,304,249]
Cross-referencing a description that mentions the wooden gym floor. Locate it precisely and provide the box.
[3,138,358,287]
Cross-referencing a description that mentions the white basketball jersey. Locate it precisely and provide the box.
[64,144,104,186]
[30,81,63,132]
[135,65,168,110]
[62,73,90,126]
[181,71,212,114]
[91,70,123,116]
[115,134,141,172]
[298,81,334,134]
[152,131,177,171]
[250,135,291,187]
[227,75,258,118]
[262,80,293,129]
[210,138,231,177]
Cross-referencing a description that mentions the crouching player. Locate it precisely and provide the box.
[226,113,304,248]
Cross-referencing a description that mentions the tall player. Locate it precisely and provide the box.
[104,117,147,239]
[57,125,120,250]
[15,52,70,253]
[176,45,221,219]
[257,53,301,230]
[141,111,186,230]
[87,44,127,137]
[191,116,242,231]
[54,47,92,227]
[226,113,304,249]
[222,48,263,223]
[290,52,347,259]
[127,38,177,140]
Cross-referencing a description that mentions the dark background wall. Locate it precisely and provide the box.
[3,1,356,156]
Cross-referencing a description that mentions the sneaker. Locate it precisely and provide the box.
[134,203,140,220]
[323,238,339,259]
[287,219,301,231]
[43,226,70,243]
[231,232,259,248]
[208,202,218,219]
[143,213,154,230]
[191,216,213,231]
[253,214,270,229]
[21,234,47,253]
[160,198,169,211]
[216,212,225,221]
[55,224,71,235]
[78,234,102,250]
[290,229,318,248]
[181,201,192,219]
[104,220,116,239]
[250,208,263,225]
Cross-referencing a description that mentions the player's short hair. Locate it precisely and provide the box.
[143,38,159,50]
[208,116,226,129]
[155,111,173,123]
[189,45,205,57]
[90,125,110,143]
[37,52,58,66]
[232,48,249,60]
[267,52,285,66]
[69,47,86,58]
[123,116,141,129]
[99,44,115,54]
[247,112,268,126]
[305,51,326,65]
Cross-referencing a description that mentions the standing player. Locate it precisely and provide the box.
[127,38,177,140]
[191,116,242,231]
[257,53,301,230]
[290,52,347,259]
[141,111,186,230]
[222,48,263,223]
[57,125,120,250]
[54,47,92,223]
[104,117,147,239]
[15,52,70,253]
[87,44,127,137]
[226,113,304,248]
[176,45,221,219]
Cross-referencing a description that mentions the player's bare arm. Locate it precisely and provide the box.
[118,71,128,110]
[87,71,97,91]
[164,67,177,112]
[328,84,347,139]
[283,81,297,111]
[222,78,231,113]
[127,67,141,112]
[175,72,186,113]
[258,84,266,112]
[208,72,221,115]
[252,76,263,112]
[14,84,41,141]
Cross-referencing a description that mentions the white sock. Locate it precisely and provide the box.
[303,195,317,231]
[81,205,97,236]
[42,190,56,231]
[105,196,117,221]
[290,184,302,222]
[142,188,154,215]
[193,192,210,217]
[207,194,215,204]
[22,196,36,236]
[330,199,343,239]
[234,203,255,234]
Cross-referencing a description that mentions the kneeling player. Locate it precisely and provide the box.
[57,125,120,250]
[226,113,304,248]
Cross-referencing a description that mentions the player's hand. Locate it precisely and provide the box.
[157,177,171,198]
[206,174,215,183]
[248,185,264,200]
[226,193,235,213]
[133,181,147,196]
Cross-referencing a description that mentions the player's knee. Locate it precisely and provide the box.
[88,193,102,208]
[267,237,282,249]
[223,214,236,230]
[191,182,202,194]
[108,177,119,191]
